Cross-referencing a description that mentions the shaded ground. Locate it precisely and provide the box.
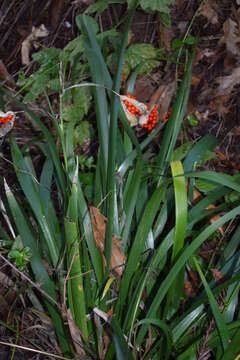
[0,0,239,358]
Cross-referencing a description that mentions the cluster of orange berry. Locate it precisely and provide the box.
[140,105,158,132]
[0,114,14,125]
[123,94,143,116]
[162,111,171,122]
[123,94,171,133]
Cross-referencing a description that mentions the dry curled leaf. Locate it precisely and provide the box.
[67,309,85,356]
[198,0,218,25]
[90,206,126,276]
[215,67,240,96]
[184,271,198,298]
[219,17,240,57]
[21,24,49,65]
[211,268,224,282]
[150,80,176,119]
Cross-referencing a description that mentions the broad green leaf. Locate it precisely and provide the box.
[86,0,125,14]
[139,0,175,13]
[170,161,187,261]
[125,43,161,73]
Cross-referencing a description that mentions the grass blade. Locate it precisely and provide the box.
[156,52,194,183]
[65,162,88,339]
[193,257,230,351]
[164,160,188,316]
[4,181,72,357]
[0,88,66,199]
[221,328,240,359]
[105,0,138,276]
[170,161,187,262]
[136,205,240,345]
[111,317,134,360]
[117,181,169,315]
[10,136,60,268]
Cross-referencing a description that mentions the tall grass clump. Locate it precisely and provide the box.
[1,4,240,359]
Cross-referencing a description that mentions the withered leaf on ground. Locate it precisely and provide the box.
[150,80,176,119]
[21,24,49,65]
[89,206,126,276]
[215,66,240,96]
[219,17,240,57]
[198,0,218,25]
[193,188,224,235]
[211,268,224,282]
[67,309,85,356]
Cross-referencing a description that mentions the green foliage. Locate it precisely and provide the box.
[0,9,239,360]
[108,43,165,78]
[139,0,175,14]
[17,48,61,102]
[8,246,31,270]
[187,114,198,127]
[86,0,125,14]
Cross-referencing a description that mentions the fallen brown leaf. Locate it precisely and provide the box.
[150,80,176,119]
[216,150,227,161]
[211,268,224,282]
[21,24,49,65]
[198,0,218,25]
[184,280,195,297]
[209,95,229,115]
[215,67,240,96]
[161,26,174,51]
[193,189,224,235]
[133,75,155,103]
[184,270,199,297]
[219,17,240,57]
[90,206,126,276]
[67,309,85,356]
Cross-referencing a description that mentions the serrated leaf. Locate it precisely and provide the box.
[63,36,85,62]
[32,48,61,64]
[63,86,92,122]
[123,43,160,75]
[48,78,60,92]
[23,74,49,102]
[75,121,93,146]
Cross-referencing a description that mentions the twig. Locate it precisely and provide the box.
[0,341,72,360]
[0,252,61,311]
